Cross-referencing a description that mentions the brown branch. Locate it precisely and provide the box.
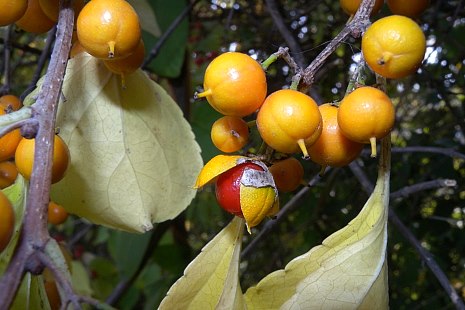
[301,0,374,88]
[0,1,74,307]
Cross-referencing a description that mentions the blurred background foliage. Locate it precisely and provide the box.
[1,0,464,308]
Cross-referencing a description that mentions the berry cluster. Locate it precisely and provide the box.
[195,0,428,228]
[0,94,70,255]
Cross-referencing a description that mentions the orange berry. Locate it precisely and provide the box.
[339,0,384,16]
[0,0,27,26]
[362,15,426,79]
[15,0,56,34]
[48,201,68,225]
[0,191,14,253]
[337,87,395,157]
[0,94,22,112]
[211,116,250,153]
[0,110,22,162]
[269,157,304,193]
[15,135,70,184]
[256,89,322,157]
[196,52,267,117]
[387,0,429,17]
[308,104,364,173]
[0,161,18,189]
[103,39,145,84]
[76,0,141,59]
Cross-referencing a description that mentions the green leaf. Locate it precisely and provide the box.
[11,273,50,310]
[128,0,162,38]
[108,230,152,278]
[51,54,203,233]
[0,176,27,271]
[244,142,391,309]
[159,217,246,309]
[71,260,93,298]
[144,0,189,77]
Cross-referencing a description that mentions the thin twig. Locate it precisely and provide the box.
[1,25,13,95]
[391,146,465,161]
[142,0,198,68]
[106,221,172,306]
[20,26,57,102]
[301,0,374,88]
[264,0,306,68]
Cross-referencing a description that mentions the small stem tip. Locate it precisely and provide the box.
[370,137,377,158]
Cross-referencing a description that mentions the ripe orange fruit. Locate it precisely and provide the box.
[0,110,22,162]
[337,87,395,157]
[0,0,27,26]
[15,135,70,184]
[210,116,250,153]
[307,104,364,173]
[362,15,426,79]
[340,0,384,16]
[15,0,56,34]
[0,94,22,111]
[0,161,18,189]
[387,0,429,17]
[269,157,304,193]
[256,89,322,157]
[103,39,145,84]
[196,52,267,117]
[38,0,85,22]
[76,0,141,59]
[48,201,68,225]
[0,190,14,253]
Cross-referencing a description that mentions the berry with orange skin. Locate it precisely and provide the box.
[15,135,70,184]
[269,157,304,193]
[76,0,141,59]
[0,94,22,112]
[196,52,267,117]
[103,39,145,86]
[339,0,384,16]
[337,87,395,157]
[39,0,85,22]
[48,201,69,225]
[387,0,429,17]
[15,0,55,34]
[211,116,249,153]
[256,89,322,157]
[0,191,14,253]
[362,15,426,79]
[308,104,364,174]
[0,110,22,162]
[0,161,18,189]
[0,0,27,26]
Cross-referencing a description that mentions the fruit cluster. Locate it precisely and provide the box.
[0,94,70,255]
[194,4,427,229]
[0,0,146,86]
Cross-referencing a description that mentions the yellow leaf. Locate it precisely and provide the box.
[194,154,245,189]
[51,54,203,232]
[244,141,391,309]
[159,216,246,310]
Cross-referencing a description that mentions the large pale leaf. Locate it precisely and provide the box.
[159,216,246,309]
[244,142,391,309]
[51,54,202,233]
